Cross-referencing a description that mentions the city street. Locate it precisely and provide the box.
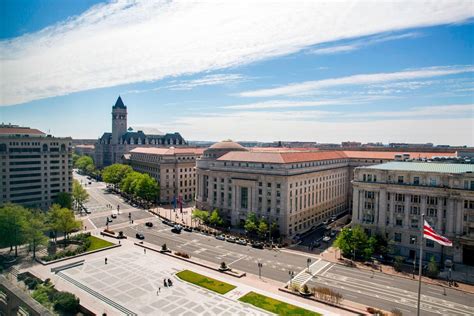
[76,173,474,315]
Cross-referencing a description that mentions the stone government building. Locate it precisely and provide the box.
[195,140,457,239]
[94,96,187,168]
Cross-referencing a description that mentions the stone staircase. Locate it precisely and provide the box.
[56,271,137,316]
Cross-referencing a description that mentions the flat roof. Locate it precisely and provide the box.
[0,126,45,136]
[130,147,204,155]
[359,162,474,174]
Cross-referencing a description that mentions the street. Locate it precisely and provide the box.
[76,172,474,315]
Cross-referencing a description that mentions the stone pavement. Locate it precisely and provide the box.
[320,246,474,294]
[26,236,349,316]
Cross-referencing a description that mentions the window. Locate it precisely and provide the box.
[411,195,420,203]
[398,176,404,184]
[426,239,435,248]
[430,179,437,186]
[394,233,402,242]
[365,191,374,199]
[396,205,404,213]
[427,208,437,217]
[410,235,417,244]
[396,219,403,226]
[411,218,419,228]
[240,187,248,209]
[414,177,420,185]
[410,206,420,215]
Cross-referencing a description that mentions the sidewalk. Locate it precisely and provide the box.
[320,246,474,294]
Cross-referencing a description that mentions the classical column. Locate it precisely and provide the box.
[437,197,444,232]
[389,194,395,227]
[447,198,454,234]
[421,195,427,217]
[455,200,463,235]
[404,194,410,229]
[374,191,379,225]
[379,189,387,226]
[352,187,360,223]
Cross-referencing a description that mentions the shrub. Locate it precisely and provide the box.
[313,287,343,305]
[175,252,190,259]
[394,256,404,272]
[161,243,168,251]
[220,262,227,270]
[300,284,311,294]
[427,256,439,278]
[25,278,41,290]
[53,291,80,314]
[290,284,300,292]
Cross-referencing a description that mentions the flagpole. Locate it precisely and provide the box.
[416,213,424,316]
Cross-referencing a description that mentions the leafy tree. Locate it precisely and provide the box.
[134,173,159,203]
[270,221,280,238]
[0,203,28,256]
[72,180,89,211]
[54,192,72,209]
[257,219,268,239]
[24,210,48,259]
[209,209,224,227]
[47,205,81,246]
[394,256,404,272]
[102,164,133,187]
[244,212,258,235]
[75,155,94,173]
[333,225,375,260]
[53,291,80,314]
[120,171,142,194]
[427,256,439,278]
[192,209,209,224]
[72,153,80,166]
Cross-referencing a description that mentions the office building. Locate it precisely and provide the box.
[352,162,474,265]
[0,124,73,209]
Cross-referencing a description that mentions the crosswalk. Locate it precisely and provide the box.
[287,259,333,288]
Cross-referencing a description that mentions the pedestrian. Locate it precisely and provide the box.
[164,279,167,287]
[105,257,108,265]
[144,248,146,254]
[132,220,134,224]
[159,287,161,293]
[119,240,121,245]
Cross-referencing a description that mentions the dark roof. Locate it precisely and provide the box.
[0,126,45,136]
[113,96,126,109]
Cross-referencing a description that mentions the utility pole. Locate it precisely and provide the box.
[258,262,263,279]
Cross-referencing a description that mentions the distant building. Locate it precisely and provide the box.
[74,144,95,157]
[341,141,362,148]
[352,162,474,265]
[125,147,204,203]
[0,124,73,209]
[95,96,187,168]
[195,140,453,238]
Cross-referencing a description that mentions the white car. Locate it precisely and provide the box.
[226,236,237,243]
[323,236,331,242]
[216,234,226,241]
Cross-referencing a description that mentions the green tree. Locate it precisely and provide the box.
[72,180,89,211]
[244,212,258,235]
[427,256,439,278]
[134,173,159,203]
[192,209,209,224]
[75,155,94,173]
[209,209,224,227]
[54,192,72,209]
[24,210,48,259]
[47,205,81,246]
[333,226,375,260]
[0,203,28,256]
[270,221,280,238]
[102,163,133,188]
[72,153,80,166]
[120,171,141,194]
[257,219,268,239]
[53,291,80,314]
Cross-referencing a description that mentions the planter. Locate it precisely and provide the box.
[218,267,230,272]
[299,290,313,297]
[160,249,171,253]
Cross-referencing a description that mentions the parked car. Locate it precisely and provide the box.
[183,226,192,232]
[216,234,226,241]
[145,222,153,227]
[312,242,321,248]
[322,236,331,242]
[171,225,182,234]
[111,213,117,219]
[226,236,237,243]
[330,230,337,237]
[330,215,337,221]
[136,233,145,240]
[322,220,329,225]
[251,242,264,249]
[162,220,173,226]
[236,239,247,246]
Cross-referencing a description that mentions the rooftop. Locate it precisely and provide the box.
[0,124,45,136]
[360,161,474,174]
[130,147,204,155]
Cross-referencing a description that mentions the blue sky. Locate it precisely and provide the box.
[0,0,473,145]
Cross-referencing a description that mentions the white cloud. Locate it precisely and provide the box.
[238,65,474,97]
[350,104,474,118]
[166,73,248,90]
[309,32,420,55]
[1,0,473,106]
[158,112,474,145]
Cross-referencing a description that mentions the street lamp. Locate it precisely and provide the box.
[411,237,417,279]
[258,262,263,279]
[307,258,312,272]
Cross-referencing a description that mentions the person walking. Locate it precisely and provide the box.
[144,248,146,254]
[105,257,108,265]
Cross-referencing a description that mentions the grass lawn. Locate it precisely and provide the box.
[86,236,114,251]
[238,291,322,316]
[176,270,236,294]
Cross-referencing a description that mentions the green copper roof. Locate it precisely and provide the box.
[360,162,474,174]
[113,96,126,109]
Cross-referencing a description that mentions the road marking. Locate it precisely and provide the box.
[228,255,247,266]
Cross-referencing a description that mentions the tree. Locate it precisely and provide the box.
[0,203,28,256]
[270,221,280,239]
[134,173,159,203]
[102,164,133,187]
[333,226,375,260]
[257,219,268,239]
[427,256,439,278]
[120,171,141,194]
[192,209,209,224]
[54,192,72,209]
[72,180,89,211]
[75,155,94,173]
[47,205,81,246]
[24,210,48,259]
[244,212,258,235]
[209,209,224,227]
[53,291,80,314]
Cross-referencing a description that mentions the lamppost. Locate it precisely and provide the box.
[411,237,417,279]
[288,270,295,287]
[258,262,263,279]
[307,258,312,272]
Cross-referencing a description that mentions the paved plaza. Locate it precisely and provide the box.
[59,248,272,316]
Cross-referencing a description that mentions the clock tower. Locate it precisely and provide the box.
[111,96,127,145]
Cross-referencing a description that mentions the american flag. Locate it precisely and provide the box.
[423,220,452,247]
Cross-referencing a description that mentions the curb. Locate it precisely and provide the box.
[134,242,246,278]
